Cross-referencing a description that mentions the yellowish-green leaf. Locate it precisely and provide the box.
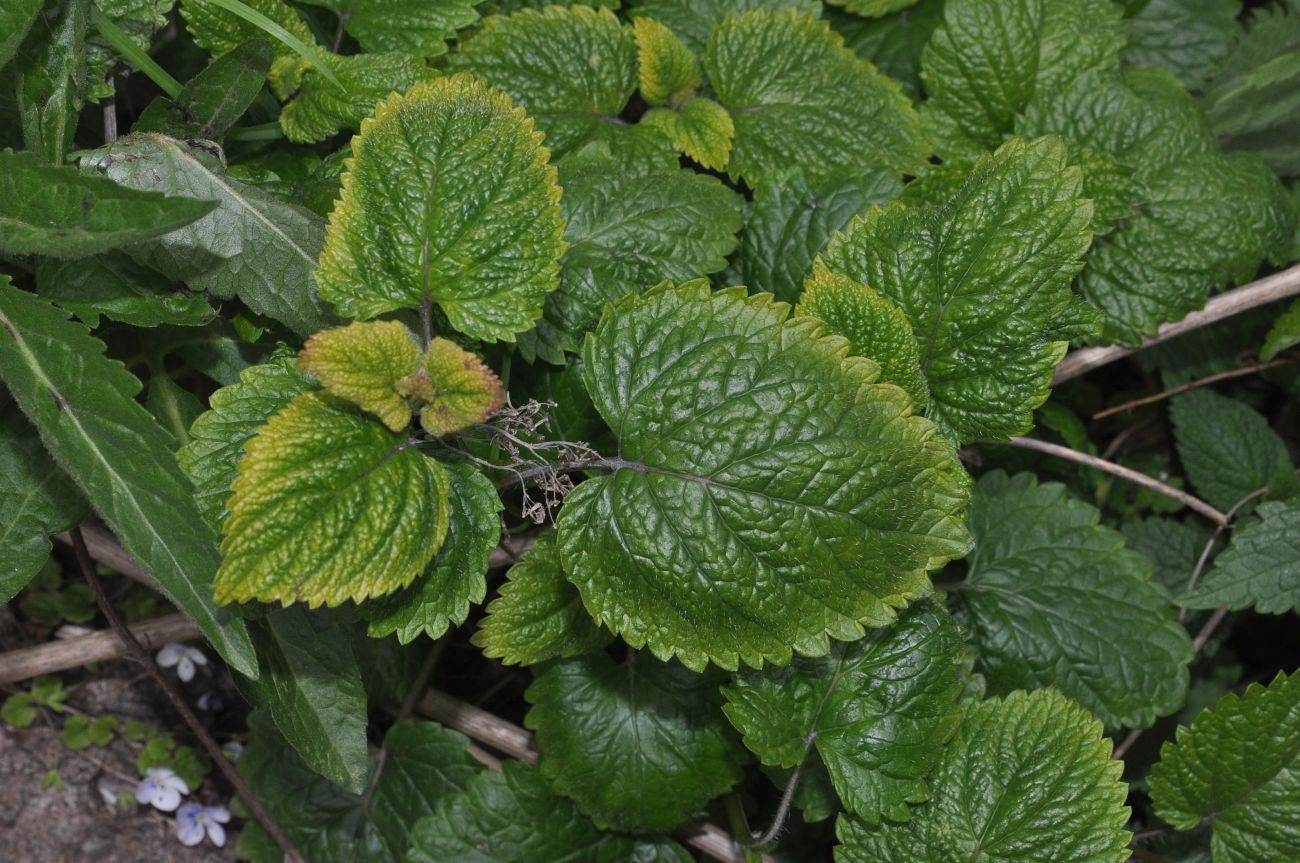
[298,321,422,432]
[407,338,505,437]
[634,16,700,106]
[798,264,928,410]
[216,392,450,607]
[317,74,565,342]
[180,0,317,58]
[642,97,734,171]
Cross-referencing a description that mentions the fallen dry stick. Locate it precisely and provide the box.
[0,613,200,684]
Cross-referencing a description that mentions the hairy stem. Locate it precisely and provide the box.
[1005,437,1228,525]
[69,529,303,863]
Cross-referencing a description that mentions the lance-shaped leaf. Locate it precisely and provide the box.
[837,689,1131,863]
[1121,0,1239,92]
[919,0,1126,160]
[525,651,746,832]
[317,74,564,342]
[1181,501,1300,615]
[0,150,217,259]
[12,0,90,165]
[447,6,637,157]
[271,51,432,144]
[0,409,86,604]
[521,159,742,364]
[298,320,422,432]
[0,0,41,71]
[724,602,964,823]
[361,462,503,643]
[641,97,735,171]
[237,712,480,863]
[634,16,700,106]
[0,279,256,677]
[632,0,822,56]
[704,10,929,183]
[180,0,316,58]
[79,134,334,337]
[1170,389,1294,512]
[1150,670,1300,863]
[339,0,478,57]
[408,760,693,863]
[235,607,368,792]
[36,253,214,329]
[178,352,315,530]
[953,471,1193,729]
[739,166,902,305]
[557,281,971,671]
[216,392,450,606]
[134,40,276,140]
[798,265,928,410]
[411,338,506,436]
[820,136,1091,445]
[473,531,610,666]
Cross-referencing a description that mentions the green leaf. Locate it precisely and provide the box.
[1121,0,1240,92]
[447,6,637,157]
[35,254,215,329]
[820,136,1092,445]
[920,0,1126,160]
[641,96,735,172]
[525,651,746,832]
[178,352,315,530]
[0,408,86,604]
[724,601,964,823]
[631,0,822,56]
[361,462,503,643]
[1261,297,1300,360]
[216,393,449,606]
[953,471,1193,729]
[634,15,700,106]
[557,281,971,671]
[341,0,478,57]
[411,338,506,437]
[298,321,421,432]
[237,712,480,863]
[1181,500,1300,615]
[832,0,916,14]
[0,149,217,259]
[317,74,565,342]
[836,689,1131,863]
[828,2,944,98]
[1019,70,1296,344]
[12,0,91,165]
[147,370,206,448]
[705,10,928,182]
[270,51,431,144]
[79,134,335,338]
[180,0,317,59]
[0,0,42,72]
[521,159,742,364]
[235,607,368,792]
[2,693,37,727]
[738,166,901,305]
[408,760,693,863]
[1123,516,1207,595]
[798,264,928,410]
[1199,2,1300,178]
[1170,389,1294,511]
[133,40,276,140]
[0,278,257,677]
[1150,670,1300,863]
[472,531,609,666]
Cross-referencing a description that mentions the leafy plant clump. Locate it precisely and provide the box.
[2,0,1299,861]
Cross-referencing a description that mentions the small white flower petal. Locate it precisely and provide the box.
[207,805,231,823]
[177,820,205,846]
[152,785,182,812]
[177,657,195,682]
[187,648,208,666]
[207,821,226,848]
[156,644,183,668]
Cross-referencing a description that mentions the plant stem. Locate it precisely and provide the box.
[1005,437,1228,525]
[1179,486,1269,622]
[1094,359,1293,420]
[68,528,303,863]
[1054,262,1300,385]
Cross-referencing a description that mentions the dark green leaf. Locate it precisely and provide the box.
[0,278,256,677]
[1181,500,1300,615]
[12,0,92,164]
[1121,0,1239,91]
[1170,389,1293,511]
[0,0,43,72]
[134,40,275,140]
[35,254,214,328]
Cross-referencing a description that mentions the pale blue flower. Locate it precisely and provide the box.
[156,643,207,682]
[176,803,230,847]
[135,767,188,812]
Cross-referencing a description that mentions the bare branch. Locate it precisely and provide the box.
[1093,359,1293,420]
[0,613,200,685]
[1005,437,1229,525]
